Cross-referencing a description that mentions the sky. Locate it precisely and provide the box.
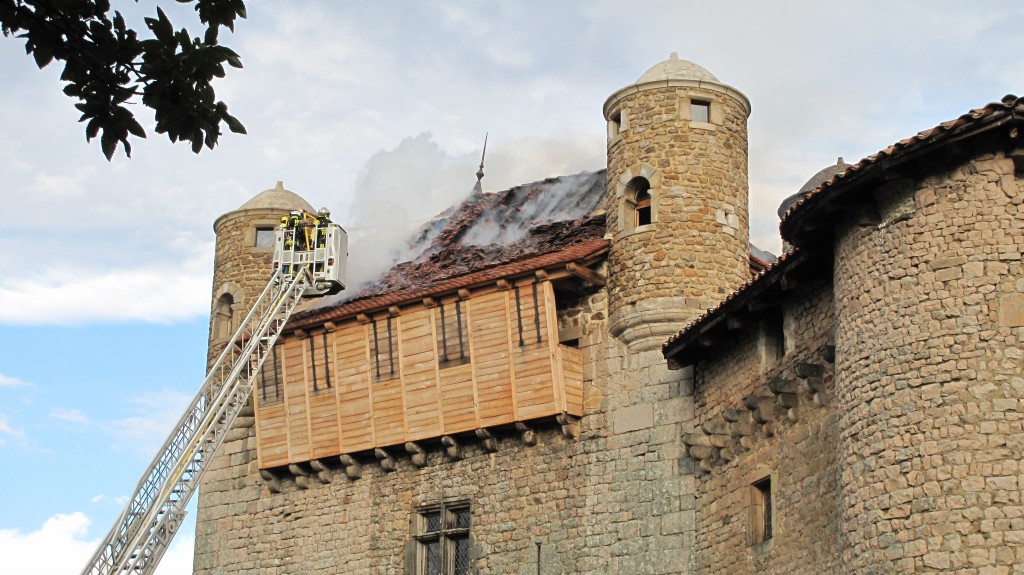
[0,1,1021,573]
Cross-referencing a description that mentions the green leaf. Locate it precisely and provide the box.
[223,111,246,134]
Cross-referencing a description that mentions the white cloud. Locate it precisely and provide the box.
[0,373,31,388]
[0,512,193,575]
[0,414,26,446]
[50,408,91,425]
[109,389,194,454]
[0,260,211,326]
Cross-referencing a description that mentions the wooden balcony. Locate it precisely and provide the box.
[254,279,584,469]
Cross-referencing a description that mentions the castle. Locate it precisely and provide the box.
[195,54,1024,574]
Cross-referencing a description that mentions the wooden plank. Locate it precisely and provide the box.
[470,290,516,427]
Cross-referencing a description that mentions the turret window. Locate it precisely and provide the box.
[625,177,654,230]
[691,100,711,123]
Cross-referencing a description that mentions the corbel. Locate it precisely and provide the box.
[259,468,282,494]
[388,306,401,317]
[795,362,828,406]
[309,459,332,483]
[457,289,471,300]
[496,279,511,291]
[743,395,775,424]
[323,321,337,332]
[405,442,427,467]
[475,428,499,452]
[339,454,362,480]
[534,270,549,282]
[683,431,728,449]
[441,435,463,460]
[515,422,537,446]
[293,328,308,338]
[356,313,371,324]
[288,463,310,490]
[556,413,580,439]
[422,297,437,308]
[374,448,397,472]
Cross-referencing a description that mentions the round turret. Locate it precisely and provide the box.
[603,53,752,351]
[208,182,314,364]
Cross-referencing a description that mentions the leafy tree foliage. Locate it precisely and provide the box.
[1,0,247,159]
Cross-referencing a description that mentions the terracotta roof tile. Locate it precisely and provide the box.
[289,238,609,330]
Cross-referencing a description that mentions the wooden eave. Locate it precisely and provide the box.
[662,249,819,368]
[285,239,610,333]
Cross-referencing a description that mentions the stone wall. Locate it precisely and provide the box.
[689,281,839,574]
[833,149,1024,573]
[195,274,699,574]
[605,84,750,350]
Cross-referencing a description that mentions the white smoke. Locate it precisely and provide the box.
[341,133,479,289]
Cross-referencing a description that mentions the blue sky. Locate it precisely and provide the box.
[1,1,1022,573]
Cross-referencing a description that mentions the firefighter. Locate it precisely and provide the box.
[316,208,331,248]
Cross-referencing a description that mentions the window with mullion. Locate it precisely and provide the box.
[415,503,470,575]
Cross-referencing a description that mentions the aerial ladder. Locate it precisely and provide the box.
[82,211,347,575]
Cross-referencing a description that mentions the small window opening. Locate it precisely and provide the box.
[635,189,652,227]
[625,177,653,230]
[258,346,282,404]
[437,300,470,367]
[762,310,785,369]
[254,226,275,248]
[608,110,623,139]
[751,477,773,544]
[691,100,711,123]
[370,317,397,381]
[213,293,234,340]
[513,284,543,347]
[415,502,471,575]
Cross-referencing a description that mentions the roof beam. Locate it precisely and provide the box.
[566,262,606,287]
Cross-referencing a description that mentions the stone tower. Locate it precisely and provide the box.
[207,181,315,364]
[603,53,751,351]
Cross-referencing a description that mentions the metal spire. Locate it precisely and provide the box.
[473,133,488,194]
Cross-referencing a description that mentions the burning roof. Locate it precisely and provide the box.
[290,170,608,328]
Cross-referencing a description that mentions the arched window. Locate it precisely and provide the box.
[625,177,653,229]
[213,293,235,340]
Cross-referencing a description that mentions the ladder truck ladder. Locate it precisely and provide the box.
[82,268,312,575]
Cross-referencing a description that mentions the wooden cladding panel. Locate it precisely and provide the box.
[400,310,442,440]
[439,363,476,434]
[256,279,583,469]
[282,337,311,463]
[371,374,405,447]
[335,325,373,452]
[255,403,288,468]
[561,345,585,417]
[470,291,516,427]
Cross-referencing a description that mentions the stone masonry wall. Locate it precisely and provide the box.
[690,281,839,574]
[833,149,1024,573]
[605,85,750,334]
[195,268,699,574]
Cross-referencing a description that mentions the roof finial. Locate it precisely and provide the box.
[473,133,488,193]
[669,51,678,60]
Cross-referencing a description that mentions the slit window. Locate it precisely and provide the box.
[691,100,711,123]
[307,332,332,392]
[437,300,470,367]
[751,477,773,545]
[258,346,282,404]
[370,317,398,381]
[415,502,471,575]
[513,284,543,347]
